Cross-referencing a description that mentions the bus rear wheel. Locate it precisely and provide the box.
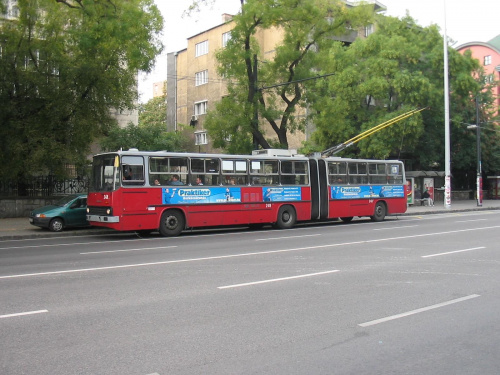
[159,210,185,237]
[371,202,386,222]
[275,205,296,229]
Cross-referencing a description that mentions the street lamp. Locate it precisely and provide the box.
[467,95,482,207]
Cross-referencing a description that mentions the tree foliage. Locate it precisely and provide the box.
[138,91,167,128]
[306,14,499,188]
[98,122,188,153]
[100,93,190,153]
[0,0,163,180]
[204,0,373,153]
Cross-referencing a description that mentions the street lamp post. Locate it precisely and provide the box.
[468,95,482,206]
[475,96,483,206]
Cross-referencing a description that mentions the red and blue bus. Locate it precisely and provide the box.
[86,149,407,236]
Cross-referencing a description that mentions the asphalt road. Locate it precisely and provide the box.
[1,210,500,375]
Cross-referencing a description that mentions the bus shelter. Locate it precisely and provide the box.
[405,171,445,205]
[487,176,500,199]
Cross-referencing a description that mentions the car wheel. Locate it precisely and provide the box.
[159,210,185,237]
[371,202,386,222]
[49,218,64,232]
[275,205,297,229]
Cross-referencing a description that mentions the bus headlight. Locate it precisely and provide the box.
[106,208,112,215]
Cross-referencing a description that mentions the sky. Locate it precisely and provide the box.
[138,0,500,103]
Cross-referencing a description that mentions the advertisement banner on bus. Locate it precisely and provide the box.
[263,187,302,202]
[331,185,405,200]
[162,187,242,204]
[161,186,303,204]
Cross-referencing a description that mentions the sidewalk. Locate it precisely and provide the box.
[1,199,500,241]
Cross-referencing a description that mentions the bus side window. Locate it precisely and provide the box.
[281,175,295,185]
[122,156,145,186]
[281,160,308,185]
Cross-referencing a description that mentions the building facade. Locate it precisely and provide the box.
[167,3,385,152]
[457,34,500,117]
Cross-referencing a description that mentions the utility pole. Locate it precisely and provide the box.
[443,0,452,209]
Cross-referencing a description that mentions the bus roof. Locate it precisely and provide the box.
[92,149,403,164]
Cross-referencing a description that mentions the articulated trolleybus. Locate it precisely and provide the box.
[86,149,407,236]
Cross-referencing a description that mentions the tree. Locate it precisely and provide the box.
[306,14,499,189]
[138,91,167,128]
[100,93,190,152]
[99,122,189,153]
[0,0,163,182]
[204,0,373,153]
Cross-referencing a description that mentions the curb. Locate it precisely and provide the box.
[398,206,500,217]
[2,206,500,241]
[0,228,116,241]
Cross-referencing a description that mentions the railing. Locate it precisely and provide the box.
[0,176,89,197]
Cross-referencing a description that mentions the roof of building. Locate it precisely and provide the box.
[456,40,500,55]
[488,34,500,51]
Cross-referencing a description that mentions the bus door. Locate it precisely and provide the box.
[308,159,329,220]
[317,159,329,220]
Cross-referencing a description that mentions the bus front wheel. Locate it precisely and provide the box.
[159,210,185,237]
[275,205,297,229]
[371,202,386,222]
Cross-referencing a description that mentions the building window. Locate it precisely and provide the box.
[364,24,374,37]
[484,55,492,66]
[195,131,208,145]
[484,74,494,84]
[195,70,208,86]
[222,32,232,47]
[194,100,207,115]
[195,40,209,57]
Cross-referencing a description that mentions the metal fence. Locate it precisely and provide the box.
[0,176,89,197]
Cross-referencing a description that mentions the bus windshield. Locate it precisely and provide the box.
[90,154,120,192]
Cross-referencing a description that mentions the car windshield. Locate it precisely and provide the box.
[55,195,78,207]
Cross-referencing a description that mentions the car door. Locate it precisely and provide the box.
[65,197,87,227]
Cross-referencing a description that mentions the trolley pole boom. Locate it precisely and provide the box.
[321,108,427,157]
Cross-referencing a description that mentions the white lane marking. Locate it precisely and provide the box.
[359,294,480,327]
[373,225,418,231]
[218,270,339,289]
[0,309,48,319]
[455,219,488,223]
[0,238,157,250]
[80,246,177,255]
[422,247,486,258]
[2,225,500,280]
[256,234,321,241]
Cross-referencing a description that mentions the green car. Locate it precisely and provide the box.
[29,194,88,232]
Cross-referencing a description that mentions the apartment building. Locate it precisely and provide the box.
[167,3,385,152]
[153,81,166,98]
[457,35,500,117]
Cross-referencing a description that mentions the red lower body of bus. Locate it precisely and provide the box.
[87,186,407,234]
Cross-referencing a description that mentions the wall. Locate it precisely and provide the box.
[0,198,60,219]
